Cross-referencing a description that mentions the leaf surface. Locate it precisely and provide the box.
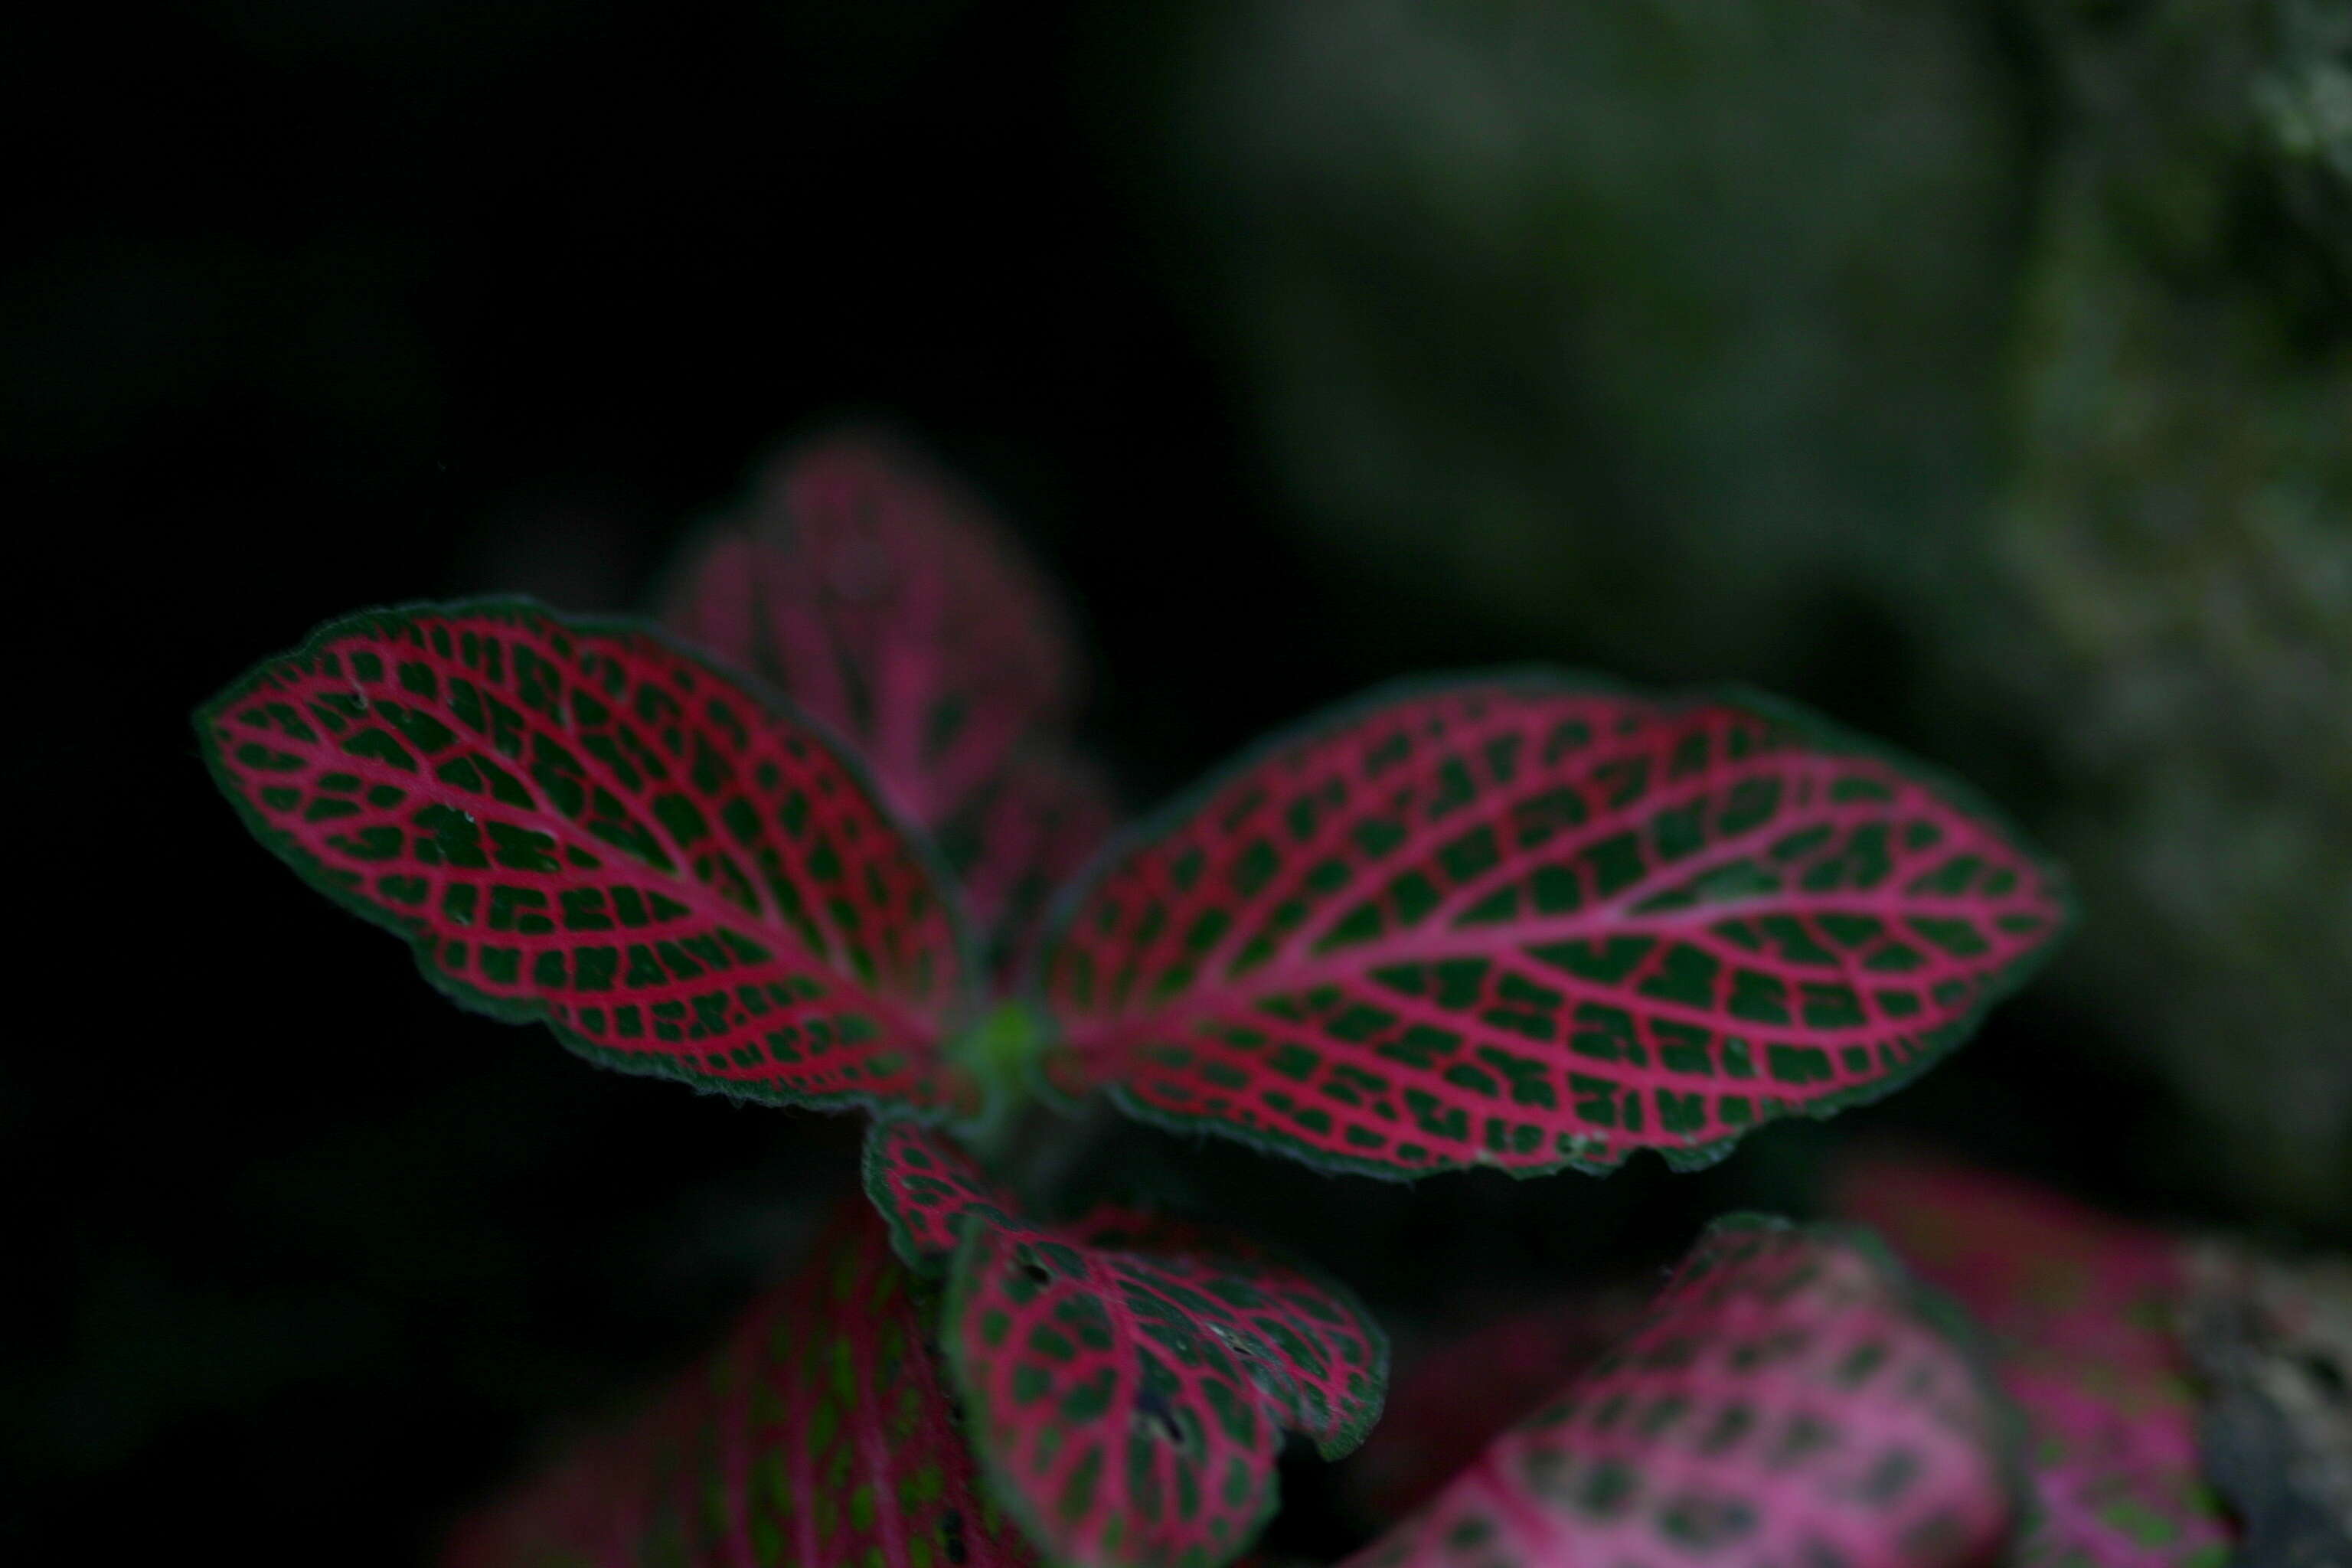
[865,1122,1388,1568]
[442,1199,1036,1568]
[864,1115,1024,1266]
[662,432,1083,834]
[1831,1152,2235,1568]
[1038,676,2069,1177]
[1829,1152,2183,1365]
[1342,1217,2014,1568]
[197,599,975,1114]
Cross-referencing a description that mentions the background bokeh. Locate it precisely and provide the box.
[11,0,2349,1557]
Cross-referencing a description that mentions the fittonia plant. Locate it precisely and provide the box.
[195,432,2074,1568]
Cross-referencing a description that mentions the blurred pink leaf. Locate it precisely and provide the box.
[1341,1217,2013,1568]
[1831,1150,2236,1568]
[662,431,1084,828]
[441,1199,1037,1568]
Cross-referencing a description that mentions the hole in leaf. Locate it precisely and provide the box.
[1014,1245,1052,1287]
[941,1510,969,1566]
[1208,1322,1291,1403]
[1135,1384,1184,1446]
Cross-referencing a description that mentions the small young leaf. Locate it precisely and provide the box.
[1831,1152,2236,1568]
[196,599,978,1115]
[865,1122,1388,1568]
[1341,1217,2014,1568]
[864,1115,1024,1267]
[662,431,1083,834]
[1037,676,2069,1178]
[442,1200,1037,1568]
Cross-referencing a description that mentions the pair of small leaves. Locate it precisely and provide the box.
[1829,1151,2236,1568]
[1342,1218,2014,1568]
[864,1120,1389,1568]
[443,1197,1036,1568]
[662,432,1116,965]
[198,599,2069,1177]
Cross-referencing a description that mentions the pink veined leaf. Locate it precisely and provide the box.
[1036,676,2070,1178]
[195,599,981,1116]
[1999,1353,2230,1568]
[863,1114,1026,1266]
[661,430,1083,835]
[442,1198,1038,1568]
[1341,1217,2015,1568]
[864,1122,1390,1568]
[1338,1291,1648,1526]
[1828,1151,2185,1366]
[945,743,1121,976]
[1830,1152,2236,1568]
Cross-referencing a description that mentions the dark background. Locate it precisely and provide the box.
[10,1,2347,1558]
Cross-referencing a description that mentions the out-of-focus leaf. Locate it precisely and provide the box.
[441,1199,1036,1568]
[1340,1217,2014,1568]
[947,743,1120,978]
[662,431,1083,835]
[1832,1151,2237,1568]
[662,433,1116,965]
